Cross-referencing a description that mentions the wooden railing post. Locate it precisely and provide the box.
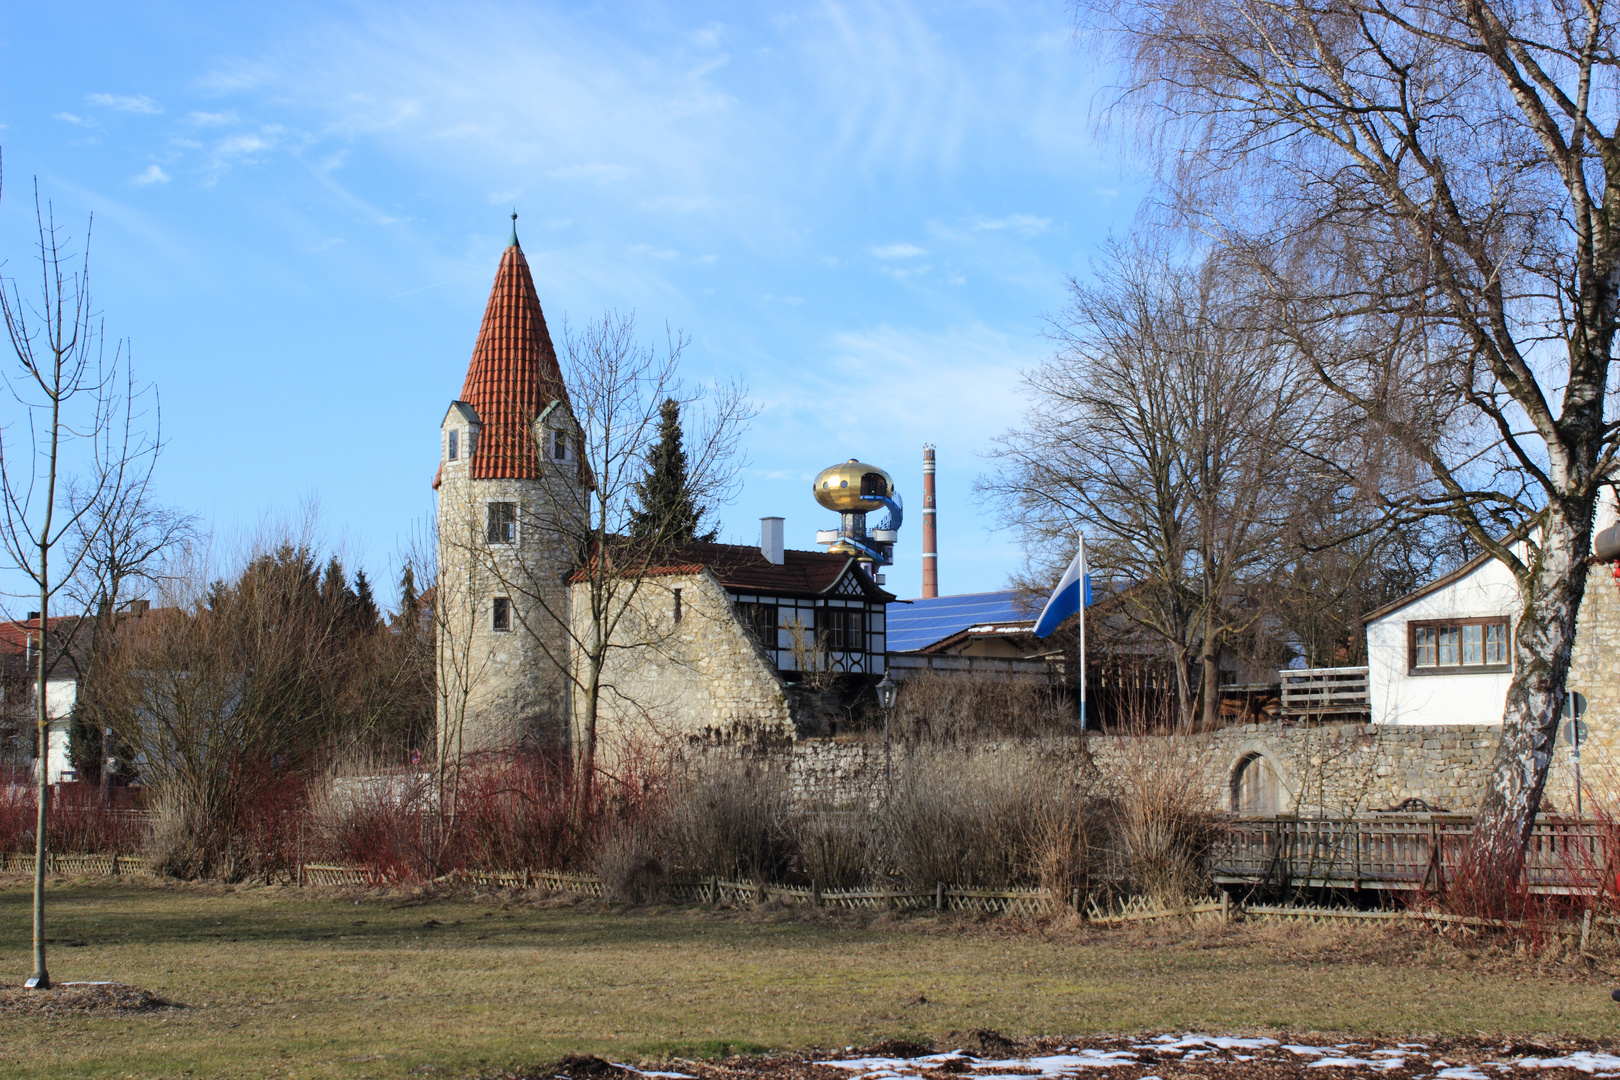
[935,881,945,911]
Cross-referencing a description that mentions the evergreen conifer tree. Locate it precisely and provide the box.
[398,564,420,630]
[352,569,379,630]
[628,398,716,543]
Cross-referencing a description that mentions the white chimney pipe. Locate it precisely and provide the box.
[761,517,785,565]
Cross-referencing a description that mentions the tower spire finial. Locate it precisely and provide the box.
[509,210,520,250]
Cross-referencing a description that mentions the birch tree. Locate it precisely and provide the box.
[1086,0,1620,882]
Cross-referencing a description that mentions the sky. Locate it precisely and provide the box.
[0,0,1143,609]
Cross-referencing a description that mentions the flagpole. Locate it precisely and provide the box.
[1077,533,1086,730]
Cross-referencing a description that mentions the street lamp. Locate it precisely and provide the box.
[876,672,898,794]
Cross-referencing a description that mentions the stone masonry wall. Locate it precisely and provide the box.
[1561,561,1620,812]
[582,569,798,751]
[777,720,1614,816]
[436,447,579,753]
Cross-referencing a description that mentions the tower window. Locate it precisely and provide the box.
[487,502,516,544]
[492,597,510,632]
[551,430,570,461]
[448,429,459,460]
[673,588,683,624]
[467,428,477,458]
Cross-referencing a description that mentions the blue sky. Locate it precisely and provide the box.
[0,1,1142,607]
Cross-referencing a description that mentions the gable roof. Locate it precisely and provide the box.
[885,589,1036,652]
[442,401,481,428]
[1359,552,1495,625]
[458,234,571,481]
[915,621,1043,655]
[572,540,895,602]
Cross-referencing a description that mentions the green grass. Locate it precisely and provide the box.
[0,877,1615,1079]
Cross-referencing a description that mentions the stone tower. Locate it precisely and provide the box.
[435,218,583,754]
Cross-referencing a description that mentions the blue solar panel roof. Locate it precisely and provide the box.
[885,590,1037,653]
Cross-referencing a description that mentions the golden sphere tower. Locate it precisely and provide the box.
[812,459,903,584]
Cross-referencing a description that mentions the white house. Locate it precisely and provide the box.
[1,615,86,785]
[1363,490,1620,727]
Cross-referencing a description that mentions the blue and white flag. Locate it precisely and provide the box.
[1032,539,1091,639]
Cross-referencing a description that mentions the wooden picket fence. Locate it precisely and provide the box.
[296,863,1055,914]
[0,852,147,876]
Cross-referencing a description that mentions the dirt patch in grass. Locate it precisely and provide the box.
[484,1033,1620,1080]
[0,981,176,1017]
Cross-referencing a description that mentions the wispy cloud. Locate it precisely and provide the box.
[217,133,271,156]
[130,165,171,185]
[871,243,926,259]
[186,111,238,127]
[54,112,92,126]
[973,214,1051,238]
[87,93,162,114]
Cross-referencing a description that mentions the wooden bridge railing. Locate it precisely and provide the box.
[1211,814,1617,894]
[1277,666,1370,717]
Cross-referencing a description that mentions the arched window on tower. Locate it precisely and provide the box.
[1232,753,1280,814]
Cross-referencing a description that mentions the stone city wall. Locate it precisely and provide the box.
[759,721,1607,816]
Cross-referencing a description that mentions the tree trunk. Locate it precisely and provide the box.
[1467,507,1592,901]
[1200,605,1221,732]
[1172,654,1197,731]
[31,551,50,989]
[1200,646,1221,732]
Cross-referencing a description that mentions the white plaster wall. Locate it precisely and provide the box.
[30,678,78,783]
[1367,557,1519,725]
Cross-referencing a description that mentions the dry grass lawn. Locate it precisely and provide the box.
[0,876,1617,1079]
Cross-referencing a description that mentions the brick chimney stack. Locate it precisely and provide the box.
[921,445,938,598]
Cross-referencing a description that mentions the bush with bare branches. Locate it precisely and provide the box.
[880,742,1095,890]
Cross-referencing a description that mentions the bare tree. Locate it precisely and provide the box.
[986,241,1321,728]
[1088,0,1620,879]
[461,311,753,806]
[61,475,196,784]
[0,175,160,988]
[104,530,420,880]
[405,517,490,873]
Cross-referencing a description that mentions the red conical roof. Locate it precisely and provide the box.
[459,237,569,480]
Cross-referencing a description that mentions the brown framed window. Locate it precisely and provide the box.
[1409,618,1510,673]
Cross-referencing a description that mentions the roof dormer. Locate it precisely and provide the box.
[442,401,482,465]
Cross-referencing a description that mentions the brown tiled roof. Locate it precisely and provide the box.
[571,541,895,601]
[460,236,570,480]
[0,616,85,659]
